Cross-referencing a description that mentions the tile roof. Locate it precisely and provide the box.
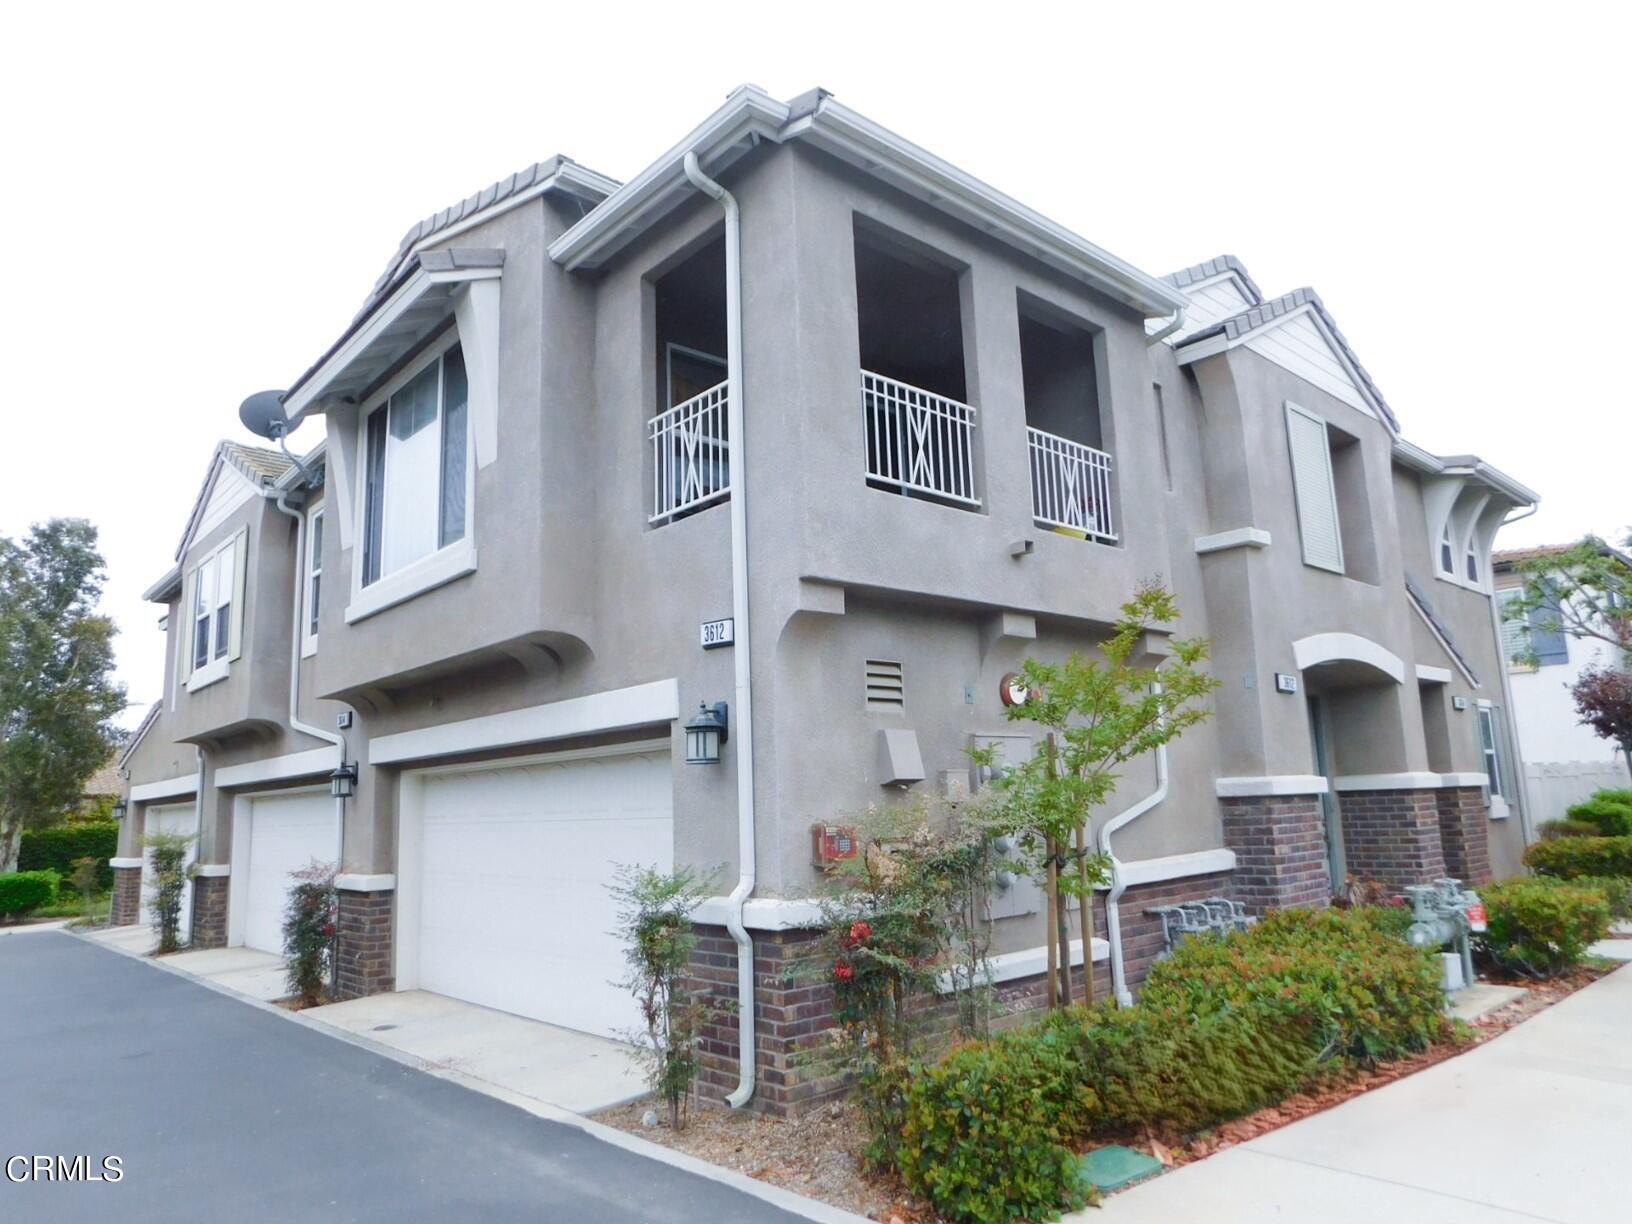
[1176,286,1401,433]
[117,702,162,770]
[1162,254,1264,304]
[1404,574,1480,686]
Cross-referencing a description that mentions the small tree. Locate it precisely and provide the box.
[1505,535,1632,666]
[144,830,194,953]
[974,580,1219,1008]
[610,864,710,1130]
[283,860,337,1006]
[70,854,100,918]
[1572,666,1632,778]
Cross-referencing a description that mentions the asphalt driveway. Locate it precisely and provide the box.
[0,931,836,1223]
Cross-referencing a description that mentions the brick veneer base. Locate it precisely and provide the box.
[335,889,394,1000]
[1221,794,1331,913]
[1339,788,1447,892]
[110,866,142,926]
[190,875,228,949]
[1435,786,1493,884]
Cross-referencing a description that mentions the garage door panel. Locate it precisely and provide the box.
[414,750,673,1038]
[242,791,338,955]
[141,804,196,936]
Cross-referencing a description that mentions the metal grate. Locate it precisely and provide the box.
[861,370,980,507]
[1027,427,1116,542]
[649,382,730,523]
[864,659,905,711]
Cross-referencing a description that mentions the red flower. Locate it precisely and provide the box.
[323,923,336,937]
[848,920,872,945]
[833,960,854,983]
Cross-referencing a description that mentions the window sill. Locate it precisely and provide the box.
[301,636,319,660]
[345,541,477,625]
[186,659,229,693]
[1434,570,1486,595]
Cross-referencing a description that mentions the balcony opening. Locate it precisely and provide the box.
[650,235,729,524]
[854,219,979,508]
[1017,295,1115,542]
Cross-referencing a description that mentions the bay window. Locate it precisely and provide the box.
[184,533,242,691]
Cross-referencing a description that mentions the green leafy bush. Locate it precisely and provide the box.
[1140,907,1447,1060]
[283,861,336,1006]
[143,831,193,953]
[898,1031,1090,1224]
[1524,835,1632,880]
[1476,877,1610,978]
[1565,797,1632,837]
[1572,875,1632,920]
[0,870,61,920]
[1540,818,1602,840]
[18,822,117,894]
[1593,788,1632,808]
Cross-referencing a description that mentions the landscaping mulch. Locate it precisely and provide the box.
[598,960,1623,1222]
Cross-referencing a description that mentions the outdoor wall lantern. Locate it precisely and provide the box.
[329,761,359,800]
[685,701,730,765]
[112,798,128,821]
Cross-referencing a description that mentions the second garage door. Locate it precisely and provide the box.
[141,803,196,936]
[414,749,673,1039]
[241,789,339,954]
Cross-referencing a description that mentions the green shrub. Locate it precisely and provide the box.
[1524,835,1632,880]
[1140,907,1447,1061]
[1565,797,1632,837]
[18,822,118,894]
[1572,875,1632,920]
[0,870,62,920]
[1476,877,1610,978]
[898,1031,1090,1224]
[1540,818,1602,840]
[1593,788,1632,808]
[144,831,194,953]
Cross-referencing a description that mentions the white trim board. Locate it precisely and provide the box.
[691,896,827,931]
[193,864,231,877]
[1195,527,1271,555]
[1293,632,1405,684]
[1102,848,1236,888]
[130,774,198,802]
[1331,773,1444,792]
[936,938,1110,994]
[1439,772,1491,788]
[369,679,679,765]
[1415,664,1454,684]
[1216,774,1330,797]
[214,746,339,790]
[335,873,395,893]
[108,857,144,870]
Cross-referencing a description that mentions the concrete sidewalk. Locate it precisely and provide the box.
[1086,955,1632,1224]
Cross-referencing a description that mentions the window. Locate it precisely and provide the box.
[1496,588,1529,663]
[303,506,324,656]
[1477,705,1505,798]
[361,341,469,587]
[185,534,240,689]
[1496,586,1569,667]
[1464,540,1480,584]
[1439,523,1455,575]
[1285,403,1344,572]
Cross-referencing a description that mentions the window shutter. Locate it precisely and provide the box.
[1496,591,1529,662]
[227,529,249,661]
[1285,403,1343,572]
[176,567,196,689]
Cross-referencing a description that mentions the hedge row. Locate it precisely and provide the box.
[18,822,118,894]
[1523,835,1632,880]
[0,871,61,920]
[895,908,1446,1223]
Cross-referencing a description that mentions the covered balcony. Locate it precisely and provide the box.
[1018,296,1116,543]
[650,235,730,524]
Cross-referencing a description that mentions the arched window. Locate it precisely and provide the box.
[1464,539,1479,583]
[1439,522,1455,574]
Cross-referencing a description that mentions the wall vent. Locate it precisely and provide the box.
[865,659,905,711]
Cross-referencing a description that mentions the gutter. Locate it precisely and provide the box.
[682,151,759,1109]
[1146,305,1188,346]
[1097,682,1168,1007]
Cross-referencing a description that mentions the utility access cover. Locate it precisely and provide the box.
[1078,1145,1164,1193]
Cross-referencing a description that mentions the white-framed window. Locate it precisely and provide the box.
[360,335,469,588]
[1439,523,1455,576]
[1477,705,1505,799]
[1464,540,1480,584]
[184,533,242,691]
[302,504,324,657]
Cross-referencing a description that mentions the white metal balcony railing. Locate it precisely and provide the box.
[861,370,980,507]
[649,381,730,523]
[1028,426,1116,542]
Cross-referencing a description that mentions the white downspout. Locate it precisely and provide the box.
[1098,682,1169,1007]
[682,150,758,1109]
[1146,306,1188,346]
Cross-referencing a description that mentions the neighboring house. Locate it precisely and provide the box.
[112,85,1537,1115]
[1493,542,1632,821]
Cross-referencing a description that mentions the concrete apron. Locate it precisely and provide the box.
[304,991,645,1115]
[1081,960,1632,1224]
[81,926,645,1115]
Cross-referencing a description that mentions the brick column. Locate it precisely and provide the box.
[1220,794,1331,914]
[688,924,844,1117]
[190,874,229,948]
[1106,870,1237,995]
[1435,786,1492,884]
[1338,788,1447,892]
[110,865,143,926]
[335,888,394,1000]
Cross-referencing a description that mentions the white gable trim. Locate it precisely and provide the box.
[180,463,259,559]
[1148,271,1256,343]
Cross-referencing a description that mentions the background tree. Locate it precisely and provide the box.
[973,580,1219,1008]
[1505,534,1631,665]
[0,519,126,872]
[1572,666,1632,777]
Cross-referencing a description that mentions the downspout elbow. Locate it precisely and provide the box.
[1146,305,1187,346]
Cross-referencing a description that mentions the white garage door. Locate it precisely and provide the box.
[242,790,338,955]
[141,803,196,935]
[414,749,673,1038]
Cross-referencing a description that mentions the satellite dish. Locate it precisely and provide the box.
[238,390,290,440]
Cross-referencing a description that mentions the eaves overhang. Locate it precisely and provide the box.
[142,565,182,604]
[548,86,1187,319]
[283,249,504,425]
[1393,441,1539,507]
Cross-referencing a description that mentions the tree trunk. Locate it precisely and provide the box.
[1053,850,1074,1006]
[0,818,21,875]
[1044,836,1059,1009]
[1076,822,1095,1006]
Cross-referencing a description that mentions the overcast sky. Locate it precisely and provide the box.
[3,2,1626,729]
